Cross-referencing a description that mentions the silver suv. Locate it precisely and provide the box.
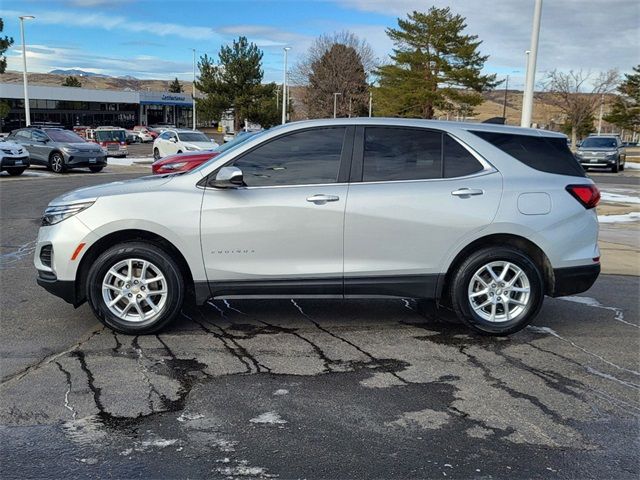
[9,127,107,173]
[34,119,601,335]
[575,135,626,173]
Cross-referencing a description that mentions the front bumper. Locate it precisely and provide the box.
[63,152,107,167]
[36,272,78,305]
[577,157,617,168]
[551,263,600,297]
[0,155,30,169]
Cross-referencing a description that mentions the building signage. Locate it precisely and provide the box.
[139,91,192,106]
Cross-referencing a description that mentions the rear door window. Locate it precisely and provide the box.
[363,127,442,181]
[470,130,586,177]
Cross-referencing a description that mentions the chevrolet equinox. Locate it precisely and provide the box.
[35,118,601,335]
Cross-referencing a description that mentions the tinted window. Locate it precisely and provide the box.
[32,130,48,142]
[580,137,618,149]
[470,131,586,177]
[178,132,211,143]
[232,127,345,187]
[46,129,86,143]
[363,127,442,181]
[159,132,171,140]
[444,135,484,178]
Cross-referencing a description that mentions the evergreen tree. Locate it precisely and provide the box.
[196,36,277,130]
[62,76,82,87]
[168,77,183,93]
[376,7,498,119]
[0,18,14,74]
[604,65,640,132]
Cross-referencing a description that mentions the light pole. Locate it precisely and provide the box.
[502,75,510,120]
[521,0,543,128]
[281,47,290,124]
[368,90,372,117]
[192,48,196,130]
[333,92,342,118]
[19,15,35,127]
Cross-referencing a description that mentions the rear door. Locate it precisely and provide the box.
[343,126,502,297]
[200,126,353,297]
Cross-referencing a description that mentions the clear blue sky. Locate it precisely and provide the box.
[3,0,638,88]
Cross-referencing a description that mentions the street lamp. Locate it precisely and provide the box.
[333,92,342,119]
[281,47,291,125]
[521,0,543,128]
[192,48,196,130]
[19,15,35,127]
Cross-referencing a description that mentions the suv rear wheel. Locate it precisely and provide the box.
[86,242,185,334]
[450,247,544,335]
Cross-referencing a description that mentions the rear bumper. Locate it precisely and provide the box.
[551,264,600,297]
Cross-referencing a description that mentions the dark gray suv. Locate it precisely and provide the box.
[575,135,626,173]
[8,127,107,174]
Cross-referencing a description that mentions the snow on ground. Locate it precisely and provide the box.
[597,212,640,223]
[249,411,287,424]
[625,162,640,170]
[0,169,54,178]
[600,191,640,204]
[107,157,153,166]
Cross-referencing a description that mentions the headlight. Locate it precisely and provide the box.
[61,146,80,153]
[605,152,617,159]
[42,202,94,226]
[185,146,198,151]
[162,162,187,170]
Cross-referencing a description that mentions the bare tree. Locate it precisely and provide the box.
[543,69,619,146]
[291,31,377,85]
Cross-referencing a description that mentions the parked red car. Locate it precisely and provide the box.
[152,150,218,174]
[134,125,159,139]
[151,130,260,174]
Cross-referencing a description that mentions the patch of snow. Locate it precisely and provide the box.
[249,411,287,424]
[0,169,55,177]
[558,296,637,328]
[273,389,289,396]
[177,412,205,422]
[119,448,133,456]
[140,438,178,448]
[600,191,640,204]
[598,212,640,223]
[216,465,269,477]
[625,162,640,170]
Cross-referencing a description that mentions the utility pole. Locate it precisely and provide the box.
[521,0,543,128]
[502,75,510,121]
[333,93,342,118]
[597,94,604,135]
[192,48,197,130]
[281,47,290,124]
[19,15,36,127]
[368,91,372,117]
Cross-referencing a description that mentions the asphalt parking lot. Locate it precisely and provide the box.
[1,166,639,479]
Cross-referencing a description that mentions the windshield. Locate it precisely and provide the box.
[215,131,260,153]
[45,129,86,143]
[581,137,617,149]
[95,130,126,142]
[178,132,211,143]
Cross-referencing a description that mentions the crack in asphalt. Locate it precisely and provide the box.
[1,326,105,386]
[55,361,77,420]
[132,336,164,413]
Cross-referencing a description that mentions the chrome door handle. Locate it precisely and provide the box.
[451,188,484,197]
[306,194,340,204]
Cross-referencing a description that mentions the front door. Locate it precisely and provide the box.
[344,126,502,298]
[200,126,353,297]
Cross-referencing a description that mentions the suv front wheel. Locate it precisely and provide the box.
[49,152,66,174]
[450,247,544,335]
[86,242,185,334]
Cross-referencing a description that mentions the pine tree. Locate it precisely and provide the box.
[196,36,277,131]
[604,65,640,132]
[62,76,82,87]
[0,19,14,74]
[168,77,183,93]
[376,7,498,119]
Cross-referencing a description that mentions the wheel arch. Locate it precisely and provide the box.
[438,233,554,303]
[75,229,199,305]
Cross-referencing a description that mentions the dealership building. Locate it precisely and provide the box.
[0,83,194,132]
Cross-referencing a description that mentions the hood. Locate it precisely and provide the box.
[62,142,104,152]
[184,141,219,150]
[49,174,175,206]
[0,140,25,151]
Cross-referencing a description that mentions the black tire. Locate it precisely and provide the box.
[6,168,26,176]
[620,162,625,171]
[177,150,183,154]
[153,148,160,161]
[450,247,544,335]
[49,152,66,174]
[89,166,104,173]
[86,242,185,334]
[611,159,619,173]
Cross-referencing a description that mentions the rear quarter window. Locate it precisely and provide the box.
[470,130,586,177]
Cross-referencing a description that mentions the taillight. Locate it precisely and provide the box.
[566,184,600,209]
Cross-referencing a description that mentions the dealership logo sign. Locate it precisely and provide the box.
[161,94,187,102]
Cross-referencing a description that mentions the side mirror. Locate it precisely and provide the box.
[212,166,243,188]
[169,137,177,143]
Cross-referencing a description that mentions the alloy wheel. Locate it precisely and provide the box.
[51,155,64,173]
[467,261,531,323]
[101,258,168,323]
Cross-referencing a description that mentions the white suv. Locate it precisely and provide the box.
[35,118,600,335]
[153,129,219,160]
